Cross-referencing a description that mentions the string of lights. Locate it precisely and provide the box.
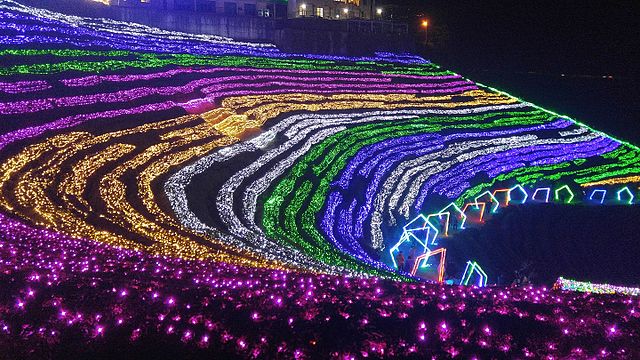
[555,277,640,296]
[1,2,640,356]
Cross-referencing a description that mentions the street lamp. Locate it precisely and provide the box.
[421,19,428,46]
[376,7,382,16]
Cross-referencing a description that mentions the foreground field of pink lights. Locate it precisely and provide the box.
[1,1,640,358]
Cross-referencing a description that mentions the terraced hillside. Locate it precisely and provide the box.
[0,1,639,358]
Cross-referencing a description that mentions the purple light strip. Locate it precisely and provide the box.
[0,80,50,94]
[61,67,461,88]
[0,101,177,152]
[321,119,576,256]
[0,10,428,64]
[0,77,473,115]
[415,136,620,209]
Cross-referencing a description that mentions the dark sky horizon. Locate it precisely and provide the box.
[392,0,639,78]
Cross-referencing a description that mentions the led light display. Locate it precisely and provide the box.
[463,201,487,222]
[616,186,635,204]
[390,214,438,269]
[410,248,446,282]
[581,175,640,187]
[507,184,528,204]
[460,261,488,287]
[589,189,607,204]
[474,191,500,212]
[532,187,551,202]
[0,0,637,277]
[0,2,639,356]
[554,185,575,204]
[555,277,640,296]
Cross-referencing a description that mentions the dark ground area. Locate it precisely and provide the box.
[446,204,640,287]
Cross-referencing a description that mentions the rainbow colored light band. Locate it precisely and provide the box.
[0,2,639,356]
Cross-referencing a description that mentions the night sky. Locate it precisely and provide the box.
[393,0,640,143]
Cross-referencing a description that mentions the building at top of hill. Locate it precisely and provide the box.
[91,0,394,20]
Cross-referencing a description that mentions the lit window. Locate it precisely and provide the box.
[315,7,323,17]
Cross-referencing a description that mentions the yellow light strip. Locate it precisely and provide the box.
[580,175,640,187]
[0,89,517,267]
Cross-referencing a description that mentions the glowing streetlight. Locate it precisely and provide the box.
[421,19,429,46]
[343,8,348,14]
[300,3,306,9]
[376,8,382,16]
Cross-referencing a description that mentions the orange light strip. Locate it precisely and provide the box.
[411,248,446,283]
[462,201,486,222]
[491,188,510,206]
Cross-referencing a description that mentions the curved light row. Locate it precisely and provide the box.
[0,0,639,283]
[0,0,427,63]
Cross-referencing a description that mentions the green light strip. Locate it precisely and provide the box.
[0,49,450,76]
[262,109,555,275]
